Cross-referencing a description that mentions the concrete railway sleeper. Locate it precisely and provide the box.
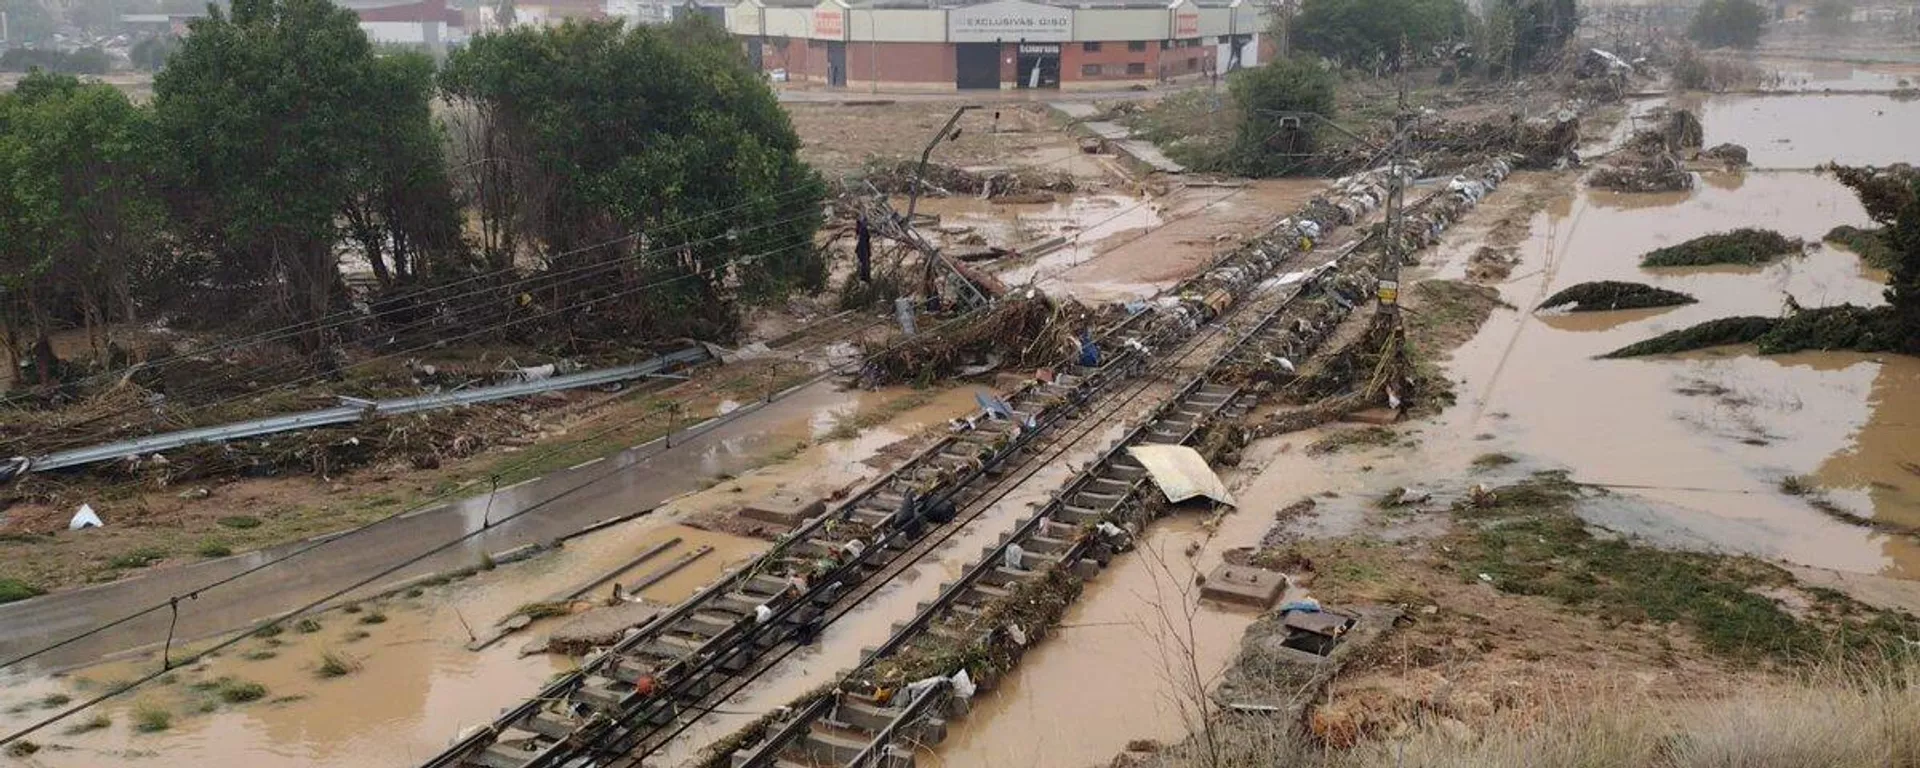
[422,161,1451,768]
[714,157,1516,768]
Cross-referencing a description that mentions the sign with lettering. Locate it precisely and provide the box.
[1018,43,1060,54]
[1174,10,1200,38]
[813,8,845,39]
[948,0,1071,42]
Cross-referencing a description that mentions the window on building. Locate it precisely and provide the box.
[1160,40,1172,50]
[1082,63,1103,77]
[1126,61,1146,75]
[1083,42,1102,52]
[1128,40,1147,52]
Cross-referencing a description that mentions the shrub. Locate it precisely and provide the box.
[0,579,44,604]
[132,703,172,733]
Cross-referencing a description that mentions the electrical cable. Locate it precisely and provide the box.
[0,271,996,675]
[7,204,830,451]
[0,183,831,410]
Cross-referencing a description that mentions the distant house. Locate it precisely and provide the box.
[120,13,203,37]
[479,0,607,30]
[339,0,469,50]
[606,0,727,26]
[122,1,467,52]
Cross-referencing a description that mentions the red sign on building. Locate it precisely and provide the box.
[1175,11,1200,38]
[813,9,845,39]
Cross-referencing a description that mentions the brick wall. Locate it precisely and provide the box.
[847,42,955,84]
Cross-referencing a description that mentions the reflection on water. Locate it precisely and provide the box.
[1428,168,1920,577]
[1700,93,1920,167]
[0,524,766,768]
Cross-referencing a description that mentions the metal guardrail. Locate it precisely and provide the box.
[20,346,712,474]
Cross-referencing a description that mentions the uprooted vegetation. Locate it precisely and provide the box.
[1640,229,1804,267]
[857,159,1076,201]
[1603,305,1898,357]
[1826,225,1898,271]
[1538,281,1696,312]
[1590,109,1704,192]
[857,295,1080,388]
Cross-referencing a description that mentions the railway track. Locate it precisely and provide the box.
[712,157,1514,768]
[420,158,1499,768]
[421,177,1369,768]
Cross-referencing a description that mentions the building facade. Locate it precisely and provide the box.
[727,0,1275,91]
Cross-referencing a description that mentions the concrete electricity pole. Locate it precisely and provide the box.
[1379,52,1412,320]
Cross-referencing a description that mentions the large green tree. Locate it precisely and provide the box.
[441,17,825,342]
[1689,0,1767,49]
[1288,0,1469,70]
[1827,165,1920,354]
[342,51,471,289]
[1226,57,1339,177]
[0,73,161,383]
[152,0,452,354]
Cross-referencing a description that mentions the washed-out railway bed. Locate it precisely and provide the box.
[417,163,1423,768]
[699,157,1514,768]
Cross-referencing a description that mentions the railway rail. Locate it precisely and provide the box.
[714,157,1513,768]
[423,189,1327,768]
[422,160,1477,768]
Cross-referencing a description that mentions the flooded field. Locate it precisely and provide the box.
[1699,92,1920,167]
[936,88,1919,766]
[0,523,764,768]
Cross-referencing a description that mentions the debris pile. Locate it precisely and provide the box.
[860,160,1076,199]
[858,295,1077,387]
[1591,108,1704,192]
[1404,115,1579,170]
[1538,281,1697,312]
[1589,152,1692,192]
[1701,142,1750,167]
[1640,229,1803,267]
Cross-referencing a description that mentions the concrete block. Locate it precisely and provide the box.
[1200,564,1288,608]
[740,492,824,529]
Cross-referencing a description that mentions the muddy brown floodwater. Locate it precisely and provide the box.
[0,387,987,767]
[918,180,1328,304]
[930,91,1919,767]
[1698,92,1920,168]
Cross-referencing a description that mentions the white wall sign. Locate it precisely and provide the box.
[948,0,1071,43]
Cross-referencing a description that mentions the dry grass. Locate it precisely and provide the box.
[1338,664,1920,768]
[1140,664,1920,768]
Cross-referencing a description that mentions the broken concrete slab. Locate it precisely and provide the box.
[542,601,663,656]
[1200,564,1288,608]
[740,492,825,529]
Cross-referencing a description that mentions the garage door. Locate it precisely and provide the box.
[955,43,999,90]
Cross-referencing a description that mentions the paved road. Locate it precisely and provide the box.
[0,380,862,674]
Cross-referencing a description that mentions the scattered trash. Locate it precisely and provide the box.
[69,504,104,530]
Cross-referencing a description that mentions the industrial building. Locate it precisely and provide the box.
[725,0,1277,91]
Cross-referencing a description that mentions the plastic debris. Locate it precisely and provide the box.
[69,503,103,530]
